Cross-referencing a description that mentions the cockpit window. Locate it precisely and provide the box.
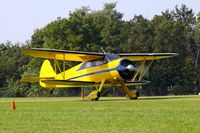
[78,54,120,71]
[78,58,108,70]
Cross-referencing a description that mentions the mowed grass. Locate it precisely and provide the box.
[0,96,200,133]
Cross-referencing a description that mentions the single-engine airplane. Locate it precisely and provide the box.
[20,48,177,100]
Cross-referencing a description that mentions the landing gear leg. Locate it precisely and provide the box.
[120,81,138,100]
[88,79,105,101]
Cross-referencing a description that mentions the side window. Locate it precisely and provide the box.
[95,61,103,66]
[86,62,92,68]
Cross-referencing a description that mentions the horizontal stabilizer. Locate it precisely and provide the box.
[20,77,54,83]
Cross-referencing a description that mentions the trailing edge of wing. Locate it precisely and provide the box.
[119,53,178,61]
[22,48,105,62]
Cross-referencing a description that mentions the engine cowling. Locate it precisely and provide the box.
[116,59,135,80]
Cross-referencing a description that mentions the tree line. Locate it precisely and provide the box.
[0,3,199,97]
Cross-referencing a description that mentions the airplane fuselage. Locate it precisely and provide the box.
[56,57,135,83]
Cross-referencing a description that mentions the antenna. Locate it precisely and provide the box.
[100,47,106,54]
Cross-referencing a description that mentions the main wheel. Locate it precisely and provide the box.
[88,91,100,101]
[128,90,139,100]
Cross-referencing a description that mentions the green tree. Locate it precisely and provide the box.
[0,42,30,97]
[18,3,200,96]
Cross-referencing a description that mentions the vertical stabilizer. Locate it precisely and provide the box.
[40,60,56,78]
[39,60,56,88]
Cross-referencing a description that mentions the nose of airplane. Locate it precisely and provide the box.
[116,59,135,80]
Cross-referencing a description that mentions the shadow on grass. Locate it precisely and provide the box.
[99,98,129,102]
[78,97,129,102]
[78,95,199,102]
[138,95,198,100]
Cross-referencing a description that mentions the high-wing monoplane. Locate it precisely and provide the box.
[20,48,177,100]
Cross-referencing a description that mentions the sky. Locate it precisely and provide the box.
[0,0,199,43]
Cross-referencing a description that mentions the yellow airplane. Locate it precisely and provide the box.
[20,48,177,100]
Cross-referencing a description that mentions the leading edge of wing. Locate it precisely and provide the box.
[119,53,178,61]
[22,48,105,62]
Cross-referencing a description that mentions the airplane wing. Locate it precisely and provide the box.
[22,48,105,62]
[42,80,96,87]
[119,53,178,61]
[22,48,177,62]
[41,80,150,88]
[122,80,150,86]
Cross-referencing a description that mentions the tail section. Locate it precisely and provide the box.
[20,60,55,84]
[39,60,56,88]
[40,60,56,78]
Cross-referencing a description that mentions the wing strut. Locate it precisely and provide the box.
[132,60,154,81]
[53,53,67,80]
[63,53,66,80]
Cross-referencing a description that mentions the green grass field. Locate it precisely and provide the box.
[0,96,200,133]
